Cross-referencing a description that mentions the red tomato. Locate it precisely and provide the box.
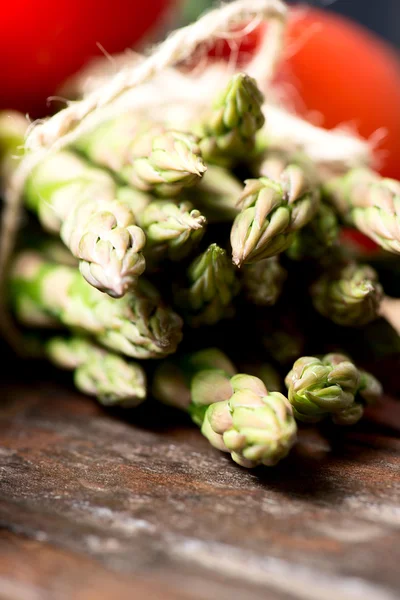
[340,228,379,255]
[282,8,400,180]
[0,0,174,117]
[205,8,400,180]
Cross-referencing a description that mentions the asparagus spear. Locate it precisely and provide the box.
[242,257,287,306]
[285,353,382,425]
[10,251,183,359]
[231,156,320,266]
[153,349,297,468]
[47,336,146,407]
[74,114,206,197]
[324,168,400,254]
[193,73,265,167]
[175,244,240,327]
[311,262,383,327]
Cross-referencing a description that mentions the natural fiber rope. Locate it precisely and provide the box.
[0,0,288,351]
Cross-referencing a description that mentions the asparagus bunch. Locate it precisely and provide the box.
[2,55,397,474]
[153,349,297,467]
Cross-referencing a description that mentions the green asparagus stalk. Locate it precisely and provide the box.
[193,73,265,167]
[10,251,183,359]
[175,244,240,327]
[285,353,382,425]
[74,114,206,197]
[153,349,297,468]
[230,158,320,266]
[47,336,146,407]
[242,257,287,306]
[311,262,383,327]
[189,165,242,223]
[286,202,339,261]
[324,168,400,254]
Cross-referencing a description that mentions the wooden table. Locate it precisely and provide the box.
[0,361,399,600]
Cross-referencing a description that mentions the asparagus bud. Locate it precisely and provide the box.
[137,200,206,261]
[74,114,206,197]
[175,244,240,327]
[231,161,320,266]
[285,353,382,425]
[153,349,297,468]
[194,73,265,167]
[311,262,383,327]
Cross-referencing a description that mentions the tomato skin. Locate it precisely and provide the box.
[281,8,400,180]
[0,0,173,117]
[205,8,400,181]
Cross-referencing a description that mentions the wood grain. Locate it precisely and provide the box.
[0,363,399,600]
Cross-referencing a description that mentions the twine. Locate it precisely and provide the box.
[0,0,288,351]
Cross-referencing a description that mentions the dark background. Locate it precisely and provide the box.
[294,0,399,47]
[184,0,400,48]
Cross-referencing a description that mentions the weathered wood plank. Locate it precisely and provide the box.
[0,369,399,600]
